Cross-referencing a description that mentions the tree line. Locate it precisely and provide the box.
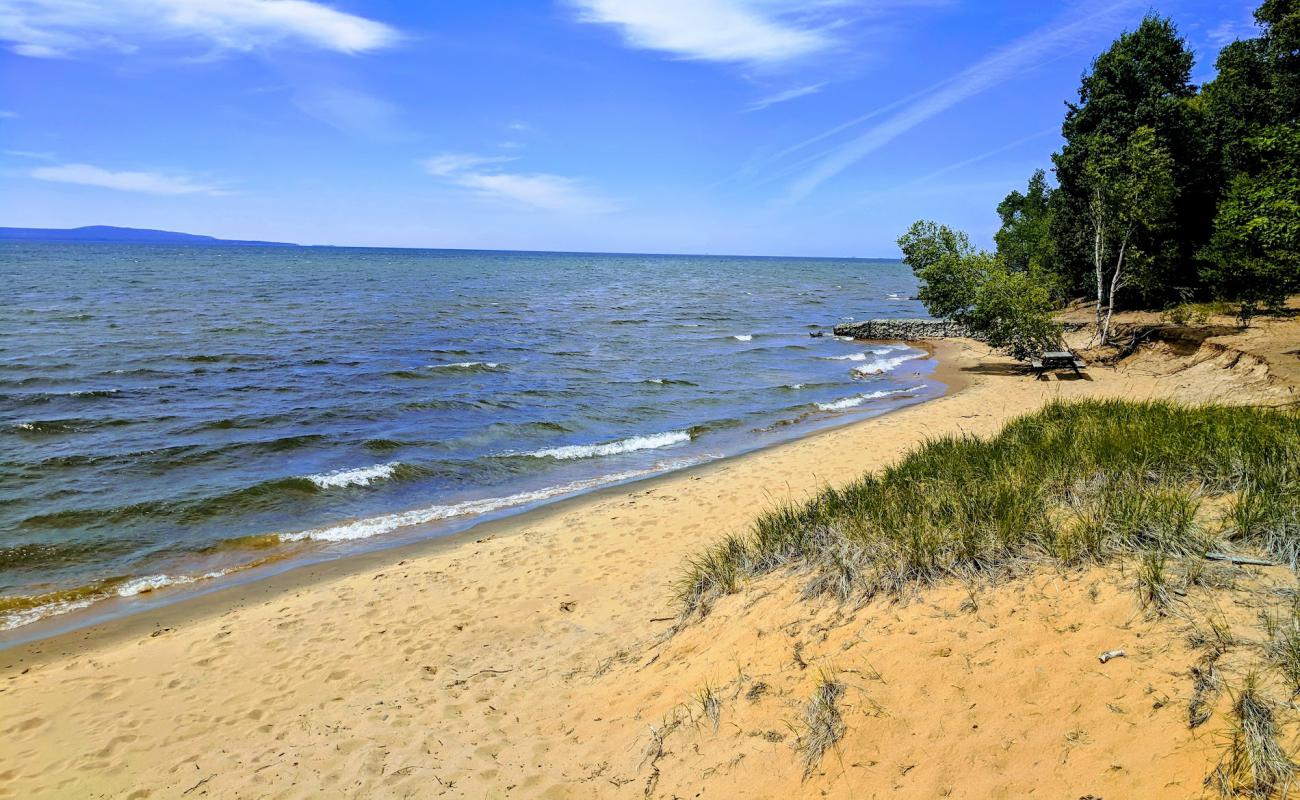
[900,1,1298,354]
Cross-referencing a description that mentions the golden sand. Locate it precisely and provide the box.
[1,317,1295,799]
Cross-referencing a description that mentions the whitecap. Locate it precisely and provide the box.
[306,462,400,489]
[732,334,753,342]
[116,571,226,597]
[851,353,920,376]
[281,467,667,543]
[816,385,926,411]
[525,431,690,460]
[427,361,499,370]
[1,597,98,632]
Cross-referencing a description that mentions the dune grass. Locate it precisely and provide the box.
[678,399,1300,617]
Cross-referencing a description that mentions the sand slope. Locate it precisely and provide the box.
[2,317,1296,799]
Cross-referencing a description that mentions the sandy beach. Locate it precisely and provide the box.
[2,320,1296,799]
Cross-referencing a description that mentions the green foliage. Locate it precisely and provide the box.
[1201,125,1300,320]
[967,268,1062,360]
[1050,15,1211,307]
[994,169,1056,279]
[679,400,1300,617]
[898,221,1061,358]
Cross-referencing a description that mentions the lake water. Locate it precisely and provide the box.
[0,243,940,634]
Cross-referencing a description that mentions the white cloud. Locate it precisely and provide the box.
[571,0,950,67]
[422,153,518,177]
[785,1,1143,200]
[0,0,398,58]
[293,86,408,141]
[570,0,832,65]
[421,153,616,214]
[30,163,225,195]
[0,110,18,118]
[746,82,825,112]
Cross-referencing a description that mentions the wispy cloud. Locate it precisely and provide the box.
[0,0,398,58]
[293,86,409,141]
[30,163,226,195]
[570,1,950,68]
[4,148,55,159]
[784,1,1141,200]
[570,0,834,65]
[1208,15,1258,47]
[0,110,18,119]
[421,153,616,214]
[746,82,825,112]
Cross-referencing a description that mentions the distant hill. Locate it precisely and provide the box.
[0,225,298,247]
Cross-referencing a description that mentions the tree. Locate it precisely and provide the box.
[898,221,1062,359]
[994,169,1056,281]
[1082,126,1177,342]
[1049,15,1210,307]
[967,269,1063,360]
[897,220,984,321]
[1201,125,1300,321]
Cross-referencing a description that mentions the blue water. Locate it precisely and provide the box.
[0,243,940,631]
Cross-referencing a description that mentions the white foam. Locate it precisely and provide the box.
[851,353,919,376]
[526,431,690,461]
[822,352,868,362]
[427,361,499,370]
[1,570,230,631]
[816,385,926,411]
[116,571,226,597]
[732,334,753,342]
[1,597,97,631]
[281,467,673,544]
[306,462,400,489]
[646,378,664,384]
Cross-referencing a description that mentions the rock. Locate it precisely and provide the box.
[832,318,977,341]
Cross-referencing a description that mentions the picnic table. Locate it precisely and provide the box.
[1030,350,1087,379]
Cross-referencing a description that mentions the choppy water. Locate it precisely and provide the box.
[0,244,941,634]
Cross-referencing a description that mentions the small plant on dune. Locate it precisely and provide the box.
[795,668,846,780]
[1263,602,1300,699]
[1209,674,1297,798]
[1137,550,1173,616]
[694,681,722,731]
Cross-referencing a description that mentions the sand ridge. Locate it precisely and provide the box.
[1,319,1296,798]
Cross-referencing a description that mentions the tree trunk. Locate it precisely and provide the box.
[1092,212,1106,343]
[1100,230,1130,345]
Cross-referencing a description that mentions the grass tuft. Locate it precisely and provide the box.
[1210,674,1297,798]
[795,668,846,780]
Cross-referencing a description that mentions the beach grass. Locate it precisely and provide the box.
[678,399,1300,617]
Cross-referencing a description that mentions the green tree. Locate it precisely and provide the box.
[1050,15,1211,306]
[994,169,1055,280]
[1082,126,1178,342]
[1201,125,1300,321]
[897,220,981,321]
[898,221,1062,359]
[967,268,1063,360]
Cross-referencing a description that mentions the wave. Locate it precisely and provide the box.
[731,334,753,342]
[851,353,920,376]
[427,361,500,371]
[304,462,401,489]
[10,417,132,435]
[816,384,926,412]
[643,378,698,386]
[279,463,696,544]
[0,569,229,631]
[522,430,690,460]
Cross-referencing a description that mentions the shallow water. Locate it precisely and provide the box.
[0,243,939,632]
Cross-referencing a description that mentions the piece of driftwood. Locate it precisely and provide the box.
[1098,649,1126,664]
[1204,552,1276,567]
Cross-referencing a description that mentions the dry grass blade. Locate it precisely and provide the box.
[1210,675,1297,798]
[795,669,846,780]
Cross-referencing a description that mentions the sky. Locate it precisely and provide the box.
[0,0,1262,256]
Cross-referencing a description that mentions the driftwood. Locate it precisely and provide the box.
[1204,552,1276,567]
[1098,650,1126,664]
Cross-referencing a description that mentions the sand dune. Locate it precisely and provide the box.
[2,317,1296,799]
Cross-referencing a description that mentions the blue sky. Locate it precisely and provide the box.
[0,0,1260,255]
